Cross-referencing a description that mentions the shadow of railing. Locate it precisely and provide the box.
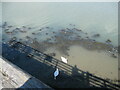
[2,40,120,89]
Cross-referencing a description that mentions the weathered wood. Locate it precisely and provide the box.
[0,58,53,89]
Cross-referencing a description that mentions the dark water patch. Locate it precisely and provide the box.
[2,22,118,58]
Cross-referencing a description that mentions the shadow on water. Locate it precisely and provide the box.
[2,41,120,89]
[2,43,90,88]
[72,65,79,76]
[45,55,52,62]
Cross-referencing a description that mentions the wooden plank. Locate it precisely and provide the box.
[1,58,53,89]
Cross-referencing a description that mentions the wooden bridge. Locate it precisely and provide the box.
[3,40,120,89]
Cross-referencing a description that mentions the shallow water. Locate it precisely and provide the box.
[1,2,119,83]
[2,2,118,46]
[45,45,118,81]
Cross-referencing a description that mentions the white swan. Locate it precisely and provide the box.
[61,56,68,63]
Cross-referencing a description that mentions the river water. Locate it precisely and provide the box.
[2,2,118,46]
[45,46,118,81]
[1,2,119,81]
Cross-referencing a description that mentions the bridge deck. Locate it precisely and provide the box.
[0,58,53,89]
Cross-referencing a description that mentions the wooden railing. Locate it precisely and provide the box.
[6,40,120,89]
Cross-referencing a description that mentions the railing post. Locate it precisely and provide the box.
[55,60,59,68]
[86,72,90,86]
[103,80,107,88]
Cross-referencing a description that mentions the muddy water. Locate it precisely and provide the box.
[2,2,118,46]
[45,45,118,81]
[2,2,118,83]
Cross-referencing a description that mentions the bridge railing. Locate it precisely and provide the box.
[7,40,120,89]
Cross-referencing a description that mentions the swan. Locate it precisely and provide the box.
[61,56,68,63]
